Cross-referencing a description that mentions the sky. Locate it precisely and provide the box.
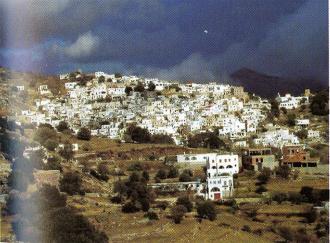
[0,0,328,83]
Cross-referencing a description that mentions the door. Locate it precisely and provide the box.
[214,192,221,200]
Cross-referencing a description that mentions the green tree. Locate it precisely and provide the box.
[276,165,291,179]
[57,121,69,132]
[98,75,105,83]
[176,196,193,212]
[44,139,58,151]
[60,172,84,195]
[134,82,145,92]
[148,82,156,91]
[125,86,133,96]
[156,169,167,180]
[77,127,91,140]
[126,125,151,143]
[171,205,187,224]
[197,201,217,221]
[286,113,296,127]
[310,89,329,116]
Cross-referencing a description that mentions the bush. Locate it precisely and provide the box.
[197,201,216,221]
[150,134,174,144]
[134,82,145,92]
[256,185,267,194]
[128,162,143,171]
[77,127,91,140]
[144,211,159,220]
[277,226,294,242]
[286,113,296,127]
[57,121,69,132]
[171,205,187,224]
[176,196,193,212]
[242,225,251,232]
[122,201,139,213]
[276,165,291,179]
[179,169,193,182]
[34,127,57,145]
[300,186,314,202]
[305,209,318,223]
[60,172,84,195]
[288,192,304,204]
[167,166,179,178]
[156,169,167,180]
[310,89,329,116]
[257,168,271,184]
[44,139,59,151]
[110,196,122,204]
[142,170,149,182]
[272,193,287,204]
[155,201,169,210]
[125,125,151,143]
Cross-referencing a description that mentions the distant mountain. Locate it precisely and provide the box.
[230,68,326,98]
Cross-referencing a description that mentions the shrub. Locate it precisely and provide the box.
[142,170,150,182]
[56,121,69,132]
[77,127,91,140]
[34,127,57,145]
[128,162,143,171]
[176,196,193,212]
[272,193,287,204]
[277,226,294,242]
[110,196,122,204]
[144,211,159,220]
[179,169,193,182]
[167,166,179,178]
[242,225,251,232]
[256,185,267,194]
[44,139,59,151]
[257,168,271,184]
[276,165,291,179]
[288,192,304,204]
[155,201,169,210]
[305,209,318,223]
[139,198,150,212]
[197,201,216,221]
[156,169,167,180]
[60,172,84,195]
[171,205,187,224]
[122,201,139,213]
[125,125,151,143]
[300,186,314,202]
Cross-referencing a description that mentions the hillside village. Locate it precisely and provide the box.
[0,68,329,242]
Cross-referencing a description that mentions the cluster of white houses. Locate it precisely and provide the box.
[16,71,317,149]
[15,71,323,162]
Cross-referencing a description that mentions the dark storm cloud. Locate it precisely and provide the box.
[0,0,327,83]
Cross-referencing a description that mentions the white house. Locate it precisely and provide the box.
[308,130,320,139]
[64,82,78,90]
[295,119,309,128]
[16,85,25,91]
[206,154,239,175]
[276,93,309,109]
[38,85,51,95]
[177,153,217,164]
